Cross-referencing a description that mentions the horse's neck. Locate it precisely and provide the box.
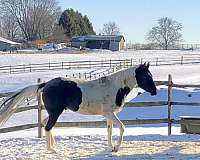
[77,66,137,90]
[109,67,137,89]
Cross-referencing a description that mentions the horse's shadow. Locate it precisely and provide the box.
[123,134,200,142]
[77,134,200,160]
[54,134,200,159]
[84,146,200,160]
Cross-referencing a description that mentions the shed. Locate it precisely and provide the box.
[71,35,125,51]
[0,37,21,51]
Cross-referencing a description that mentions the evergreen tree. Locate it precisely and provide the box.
[59,9,95,37]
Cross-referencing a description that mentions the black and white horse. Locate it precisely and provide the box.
[0,63,157,152]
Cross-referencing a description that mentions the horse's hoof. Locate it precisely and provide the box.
[52,142,56,147]
[107,146,114,152]
[112,146,119,152]
[47,148,56,154]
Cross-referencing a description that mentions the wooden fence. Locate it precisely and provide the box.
[1,75,200,137]
[1,54,200,75]
[0,59,136,74]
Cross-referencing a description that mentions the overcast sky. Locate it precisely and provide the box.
[58,0,200,44]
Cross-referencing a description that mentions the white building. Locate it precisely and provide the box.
[71,35,125,51]
[0,37,21,51]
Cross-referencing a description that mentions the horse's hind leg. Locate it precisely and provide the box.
[42,117,48,127]
[42,117,56,147]
[50,130,56,147]
[45,113,61,152]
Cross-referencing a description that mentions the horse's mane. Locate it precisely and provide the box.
[64,65,137,84]
[64,77,86,83]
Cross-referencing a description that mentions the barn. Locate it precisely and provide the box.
[0,37,21,51]
[71,35,125,51]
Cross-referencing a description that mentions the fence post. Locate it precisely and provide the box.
[61,62,64,70]
[181,56,183,65]
[9,65,12,74]
[89,60,91,68]
[168,74,172,135]
[37,78,43,138]
[29,64,31,72]
[156,58,158,66]
[90,72,92,80]
[140,58,143,64]
[23,64,25,72]
[110,59,112,68]
[79,73,81,79]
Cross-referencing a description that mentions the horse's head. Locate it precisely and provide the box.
[135,62,157,96]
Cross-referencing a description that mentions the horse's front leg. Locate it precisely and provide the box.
[107,119,113,149]
[105,112,125,152]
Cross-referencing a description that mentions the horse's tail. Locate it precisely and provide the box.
[0,83,46,126]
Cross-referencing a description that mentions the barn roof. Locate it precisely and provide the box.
[72,35,125,42]
[0,37,21,45]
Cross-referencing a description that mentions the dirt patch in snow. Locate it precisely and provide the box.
[1,135,200,160]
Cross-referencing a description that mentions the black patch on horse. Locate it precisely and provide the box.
[42,78,82,131]
[115,86,130,107]
[42,77,82,113]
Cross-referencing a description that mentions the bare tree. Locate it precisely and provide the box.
[47,25,70,43]
[0,0,61,41]
[0,13,19,40]
[147,17,183,50]
[0,14,4,37]
[101,21,121,35]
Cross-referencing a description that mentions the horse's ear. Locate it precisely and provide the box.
[147,62,150,68]
[143,62,146,66]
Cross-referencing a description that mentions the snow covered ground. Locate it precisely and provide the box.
[1,127,200,160]
[1,50,200,159]
[0,49,193,66]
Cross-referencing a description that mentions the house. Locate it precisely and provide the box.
[0,37,21,51]
[71,35,125,51]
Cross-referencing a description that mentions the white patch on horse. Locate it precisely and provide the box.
[74,67,137,115]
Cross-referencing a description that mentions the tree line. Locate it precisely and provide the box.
[0,0,96,42]
[0,0,183,50]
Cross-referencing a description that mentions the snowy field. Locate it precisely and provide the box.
[1,50,200,159]
[0,49,194,66]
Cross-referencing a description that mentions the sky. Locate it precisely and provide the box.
[58,0,200,44]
